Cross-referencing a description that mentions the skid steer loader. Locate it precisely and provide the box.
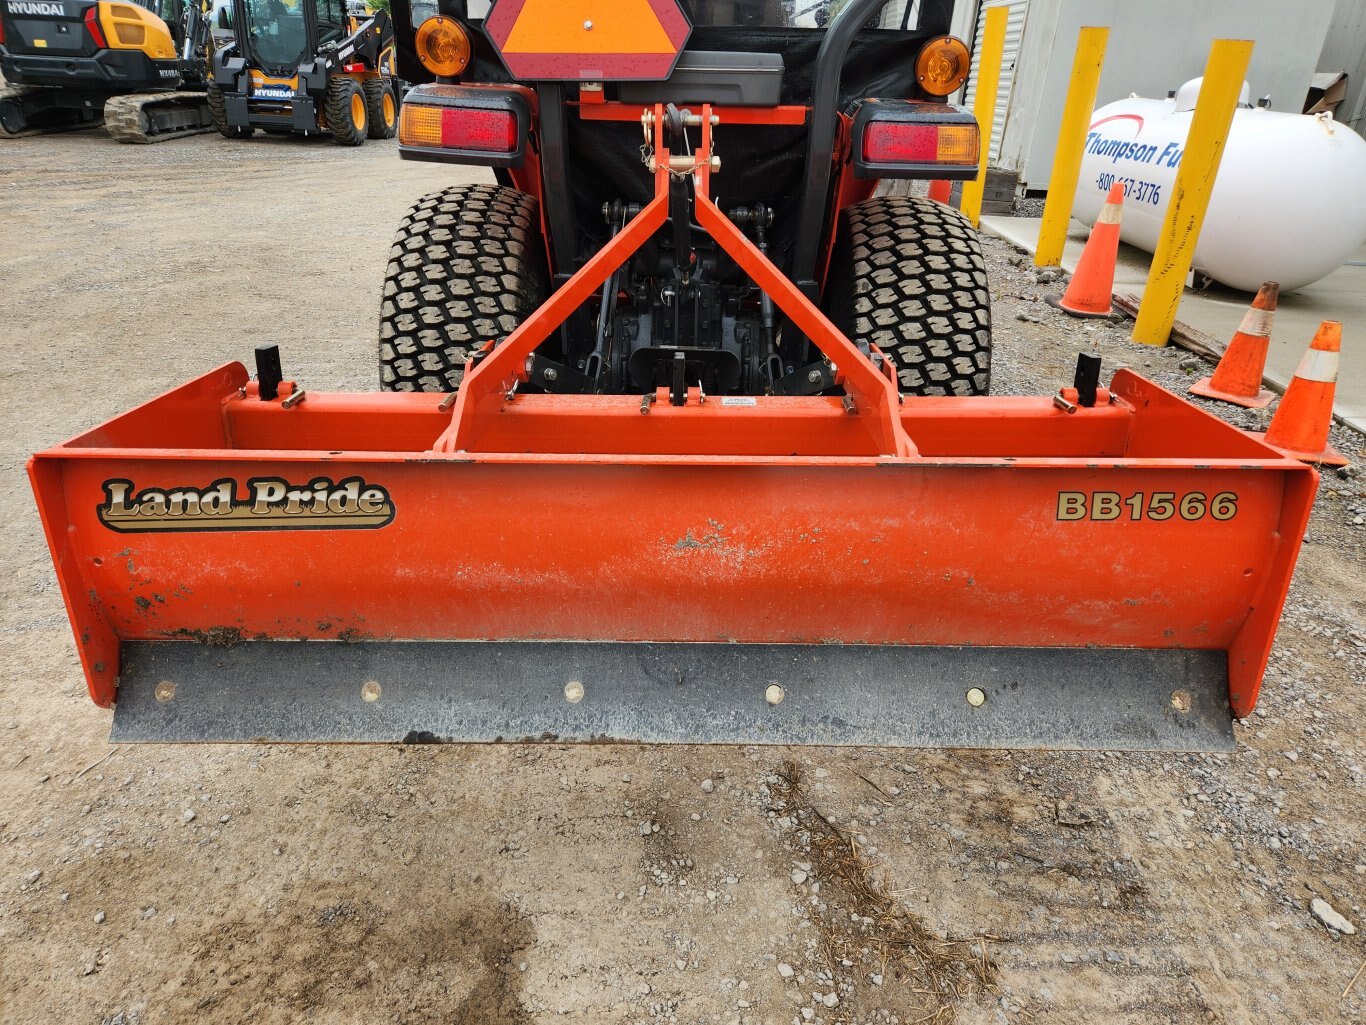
[30,0,1319,752]
[0,0,215,141]
[208,0,399,143]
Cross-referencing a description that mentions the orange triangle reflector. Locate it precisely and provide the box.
[486,0,691,81]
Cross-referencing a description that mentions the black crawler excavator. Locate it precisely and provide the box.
[0,0,214,142]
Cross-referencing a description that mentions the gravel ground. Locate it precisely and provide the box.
[0,131,1362,1025]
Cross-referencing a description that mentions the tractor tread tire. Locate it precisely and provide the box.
[379,184,548,392]
[326,77,367,146]
[827,195,992,396]
[364,78,397,140]
[207,85,252,139]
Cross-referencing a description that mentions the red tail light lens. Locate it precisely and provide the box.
[443,108,516,151]
[864,123,938,164]
[84,7,108,49]
[863,122,979,166]
[400,104,517,153]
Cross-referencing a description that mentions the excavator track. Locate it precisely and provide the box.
[102,92,215,144]
[0,85,103,138]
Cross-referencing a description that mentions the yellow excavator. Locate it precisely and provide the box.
[0,0,214,142]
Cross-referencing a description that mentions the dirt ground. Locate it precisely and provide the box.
[1,129,1363,1025]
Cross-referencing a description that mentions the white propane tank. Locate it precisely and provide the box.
[1073,79,1366,292]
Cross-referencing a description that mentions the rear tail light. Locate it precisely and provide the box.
[863,122,978,166]
[400,105,517,153]
[852,101,981,181]
[84,6,108,49]
[397,85,530,167]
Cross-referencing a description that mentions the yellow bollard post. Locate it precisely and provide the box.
[1035,26,1109,267]
[960,5,1008,228]
[1132,39,1254,346]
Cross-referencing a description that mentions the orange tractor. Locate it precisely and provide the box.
[30,0,1317,751]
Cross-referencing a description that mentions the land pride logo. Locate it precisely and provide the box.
[97,477,395,532]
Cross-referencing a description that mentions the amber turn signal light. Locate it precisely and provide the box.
[415,16,471,78]
[915,36,970,96]
[399,104,443,147]
[933,123,979,164]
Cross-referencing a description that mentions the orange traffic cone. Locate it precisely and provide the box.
[1189,282,1279,407]
[1253,320,1348,466]
[1047,182,1124,318]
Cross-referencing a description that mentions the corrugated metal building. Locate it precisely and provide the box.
[1317,0,1366,136]
[950,0,1352,192]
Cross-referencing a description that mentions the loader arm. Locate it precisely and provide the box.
[332,9,392,69]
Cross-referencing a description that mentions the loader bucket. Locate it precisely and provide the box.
[29,361,1316,751]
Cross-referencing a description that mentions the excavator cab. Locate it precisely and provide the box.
[209,0,399,143]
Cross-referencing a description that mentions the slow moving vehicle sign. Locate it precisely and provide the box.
[484,0,691,81]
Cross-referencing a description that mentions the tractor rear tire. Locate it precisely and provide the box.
[379,184,548,392]
[207,86,252,139]
[365,79,398,139]
[826,195,991,396]
[326,77,367,146]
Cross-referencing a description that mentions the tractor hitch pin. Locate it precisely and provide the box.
[497,357,536,401]
[438,393,457,412]
[281,388,307,409]
[677,111,719,128]
[651,154,721,174]
[639,393,655,415]
[1052,392,1078,414]
[641,110,718,129]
